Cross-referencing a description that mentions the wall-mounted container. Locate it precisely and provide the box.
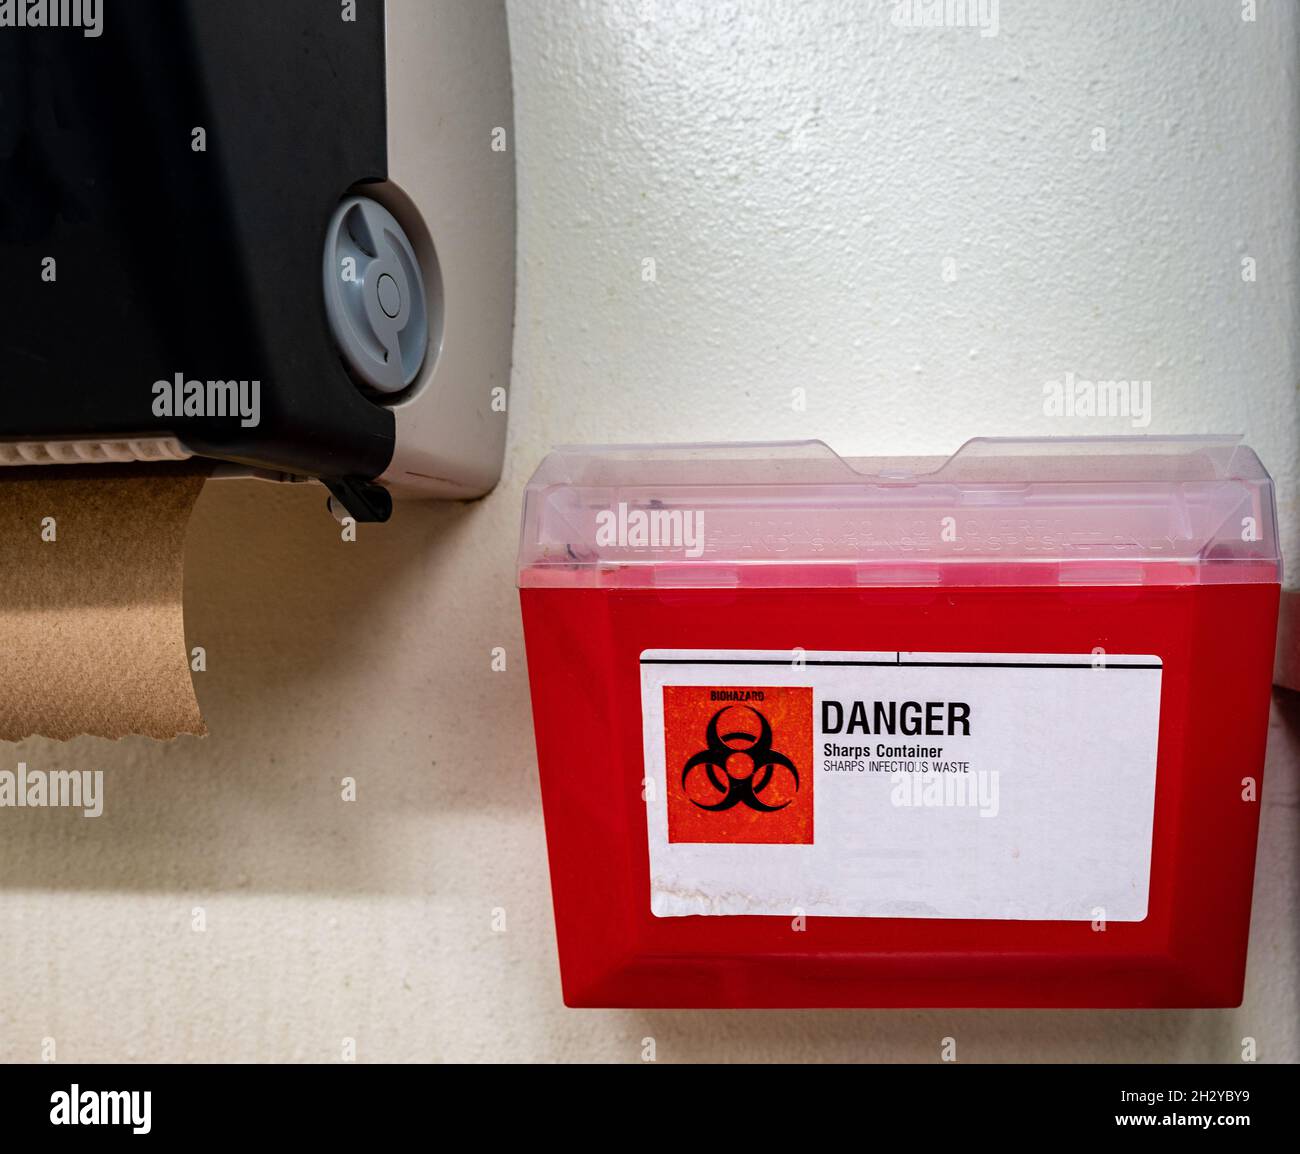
[518,436,1281,1008]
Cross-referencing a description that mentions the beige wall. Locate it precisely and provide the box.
[1,0,1297,1062]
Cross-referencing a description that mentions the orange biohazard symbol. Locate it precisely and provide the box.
[663,686,813,844]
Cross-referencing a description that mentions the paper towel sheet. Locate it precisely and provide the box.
[0,465,207,742]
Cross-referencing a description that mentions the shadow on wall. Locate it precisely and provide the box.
[0,474,532,896]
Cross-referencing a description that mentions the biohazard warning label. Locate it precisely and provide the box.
[663,685,813,845]
[641,649,1163,921]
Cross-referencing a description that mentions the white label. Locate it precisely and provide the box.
[641,649,1161,921]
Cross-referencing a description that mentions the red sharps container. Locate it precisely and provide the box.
[517,437,1282,1008]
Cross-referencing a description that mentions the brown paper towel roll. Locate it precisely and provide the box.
[0,465,207,741]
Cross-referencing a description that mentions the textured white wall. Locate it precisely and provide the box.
[0,0,1296,1063]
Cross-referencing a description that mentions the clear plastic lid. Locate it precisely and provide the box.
[518,436,1281,588]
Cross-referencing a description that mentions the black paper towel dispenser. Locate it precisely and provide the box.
[0,0,515,521]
